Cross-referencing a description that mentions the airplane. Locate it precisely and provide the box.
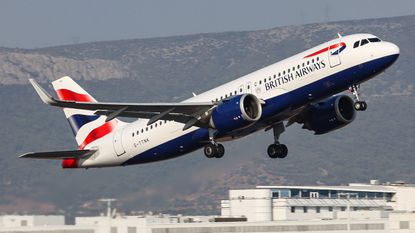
[20,33,399,169]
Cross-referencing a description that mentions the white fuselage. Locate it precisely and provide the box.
[79,33,399,168]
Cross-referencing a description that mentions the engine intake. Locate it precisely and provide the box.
[210,94,262,132]
[301,95,356,135]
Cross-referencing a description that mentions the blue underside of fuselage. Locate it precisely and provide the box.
[122,54,399,165]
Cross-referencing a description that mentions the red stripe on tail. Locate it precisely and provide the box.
[79,121,117,149]
[56,89,94,102]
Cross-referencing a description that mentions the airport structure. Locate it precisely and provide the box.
[1,180,415,233]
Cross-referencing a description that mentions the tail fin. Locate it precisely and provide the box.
[51,76,118,149]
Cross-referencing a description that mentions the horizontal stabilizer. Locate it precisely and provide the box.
[19,149,96,160]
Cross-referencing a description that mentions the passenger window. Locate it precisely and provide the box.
[283,71,286,75]
[239,88,243,92]
[297,65,300,69]
[234,90,237,95]
[307,61,310,65]
[316,57,319,61]
[292,67,295,71]
[288,68,290,73]
[312,59,314,63]
[259,80,262,84]
[225,94,227,98]
[264,78,266,83]
[137,131,139,135]
[302,63,305,67]
[269,77,271,81]
[150,125,153,129]
[361,39,369,46]
[353,41,359,48]
[132,132,134,137]
[146,127,148,131]
[141,129,144,133]
[273,74,276,79]
[368,38,381,43]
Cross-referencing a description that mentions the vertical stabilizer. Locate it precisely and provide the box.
[51,76,118,149]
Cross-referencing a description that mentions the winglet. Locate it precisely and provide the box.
[29,79,58,105]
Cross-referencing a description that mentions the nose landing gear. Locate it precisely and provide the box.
[350,84,367,111]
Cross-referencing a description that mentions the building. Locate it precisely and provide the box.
[221,180,415,222]
[1,180,415,233]
[0,215,64,227]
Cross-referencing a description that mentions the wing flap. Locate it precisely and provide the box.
[19,149,96,160]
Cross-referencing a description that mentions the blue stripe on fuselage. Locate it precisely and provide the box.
[122,54,399,165]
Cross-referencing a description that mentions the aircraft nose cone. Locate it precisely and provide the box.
[384,42,400,64]
[390,42,400,56]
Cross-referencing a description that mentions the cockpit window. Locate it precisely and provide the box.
[368,37,381,43]
[353,41,360,48]
[361,39,369,46]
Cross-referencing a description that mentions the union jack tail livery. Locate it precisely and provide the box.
[51,76,120,149]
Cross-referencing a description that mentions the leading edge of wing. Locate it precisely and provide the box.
[29,79,214,115]
[19,149,97,160]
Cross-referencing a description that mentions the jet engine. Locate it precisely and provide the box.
[210,94,262,132]
[299,95,356,135]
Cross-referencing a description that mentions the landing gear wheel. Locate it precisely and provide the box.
[267,144,279,159]
[215,144,225,158]
[354,101,367,111]
[360,101,367,111]
[277,144,288,158]
[204,143,216,158]
[204,143,225,158]
[350,84,367,111]
[267,144,288,159]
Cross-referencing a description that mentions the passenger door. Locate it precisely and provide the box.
[328,39,342,68]
[113,128,126,156]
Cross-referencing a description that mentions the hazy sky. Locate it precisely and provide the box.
[1,0,415,48]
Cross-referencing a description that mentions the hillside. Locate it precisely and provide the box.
[0,15,414,216]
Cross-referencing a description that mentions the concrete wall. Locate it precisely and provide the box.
[0,215,64,228]
[389,212,415,233]
[228,189,272,222]
[393,187,415,212]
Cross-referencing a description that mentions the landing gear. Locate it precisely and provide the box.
[267,143,288,158]
[350,84,367,111]
[354,101,367,111]
[204,143,225,158]
[267,123,288,159]
[204,129,225,158]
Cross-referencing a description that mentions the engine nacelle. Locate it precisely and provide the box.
[210,94,262,132]
[301,95,356,135]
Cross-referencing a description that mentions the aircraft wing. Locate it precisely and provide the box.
[19,149,96,159]
[30,79,215,130]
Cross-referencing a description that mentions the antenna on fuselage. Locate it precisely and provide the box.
[337,33,343,38]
